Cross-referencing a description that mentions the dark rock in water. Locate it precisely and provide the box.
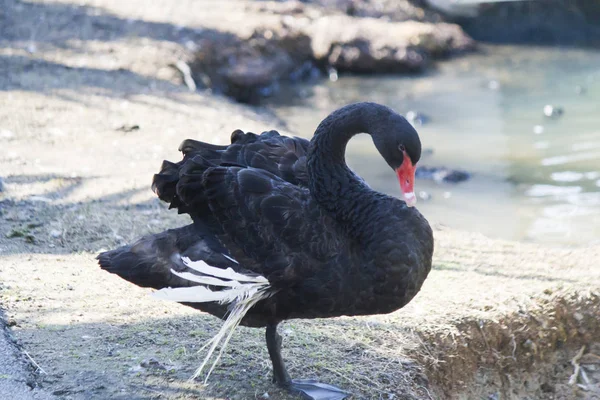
[416,166,470,183]
[456,0,600,46]
[422,148,434,157]
[543,105,564,118]
[190,29,311,103]
[406,110,430,126]
[0,177,4,192]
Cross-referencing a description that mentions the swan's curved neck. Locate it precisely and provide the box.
[307,104,383,221]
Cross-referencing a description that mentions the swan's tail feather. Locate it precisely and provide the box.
[151,257,272,383]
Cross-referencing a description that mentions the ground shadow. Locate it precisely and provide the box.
[0,54,184,98]
[0,0,242,100]
[9,312,428,399]
[0,173,179,256]
[1,0,204,50]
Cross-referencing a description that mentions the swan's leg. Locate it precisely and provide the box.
[266,324,291,385]
[265,324,350,400]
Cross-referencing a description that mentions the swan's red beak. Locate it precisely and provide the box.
[395,154,417,207]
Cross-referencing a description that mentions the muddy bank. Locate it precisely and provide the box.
[189,1,474,102]
[188,0,600,102]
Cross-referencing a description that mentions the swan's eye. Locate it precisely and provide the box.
[398,144,406,152]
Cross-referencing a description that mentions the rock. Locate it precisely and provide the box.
[487,80,500,90]
[533,125,544,135]
[543,105,563,118]
[416,166,470,183]
[191,28,310,103]
[418,191,431,201]
[0,177,4,192]
[406,110,430,126]
[140,358,167,371]
[116,124,140,133]
[308,16,473,72]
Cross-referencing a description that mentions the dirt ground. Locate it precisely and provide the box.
[1,1,600,399]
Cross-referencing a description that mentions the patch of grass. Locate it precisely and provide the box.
[6,228,36,243]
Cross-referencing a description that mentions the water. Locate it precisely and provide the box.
[265,46,600,246]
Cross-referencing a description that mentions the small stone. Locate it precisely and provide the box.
[540,382,554,393]
[418,191,431,201]
[533,125,544,134]
[141,358,167,371]
[327,67,338,82]
[443,192,452,199]
[116,124,140,133]
[487,80,500,90]
[128,365,144,373]
[543,105,564,118]
[50,229,62,238]
[406,111,430,126]
[261,393,270,399]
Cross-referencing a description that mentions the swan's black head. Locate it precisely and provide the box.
[370,109,422,206]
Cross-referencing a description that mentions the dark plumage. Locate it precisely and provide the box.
[98,102,434,399]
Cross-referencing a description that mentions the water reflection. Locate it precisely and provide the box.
[266,45,600,245]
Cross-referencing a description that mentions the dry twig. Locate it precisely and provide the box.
[568,346,586,386]
[23,350,47,375]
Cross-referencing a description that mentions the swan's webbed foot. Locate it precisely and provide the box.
[289,379,349,400]
[265,324,350,400]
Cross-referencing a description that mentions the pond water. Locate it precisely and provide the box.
[265,45,600,246]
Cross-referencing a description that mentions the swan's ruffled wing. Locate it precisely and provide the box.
[152,130,309,216]
[175,160,343,286]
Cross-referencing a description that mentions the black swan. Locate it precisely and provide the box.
[98,102,434,399]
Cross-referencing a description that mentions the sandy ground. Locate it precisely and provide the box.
[1,1,600,399]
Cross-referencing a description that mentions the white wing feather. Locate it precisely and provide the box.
[151,256,273,383]
[169,270,242,287]
[182,257,267,283]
